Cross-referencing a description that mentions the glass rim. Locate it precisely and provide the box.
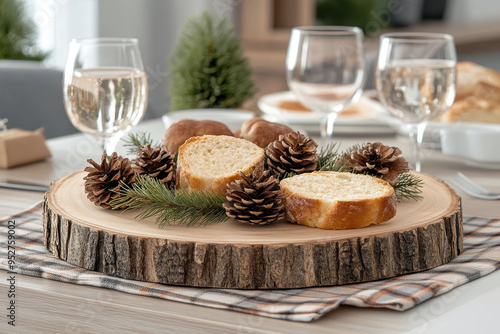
[379,32,454,42]
[70,37,139,46]
[292,25,363,36]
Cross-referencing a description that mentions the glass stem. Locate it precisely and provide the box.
[320,113,338,147]
[100,135,121,157]
[408,122,427,172]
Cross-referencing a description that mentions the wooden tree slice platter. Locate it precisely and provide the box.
[43,171,462,289]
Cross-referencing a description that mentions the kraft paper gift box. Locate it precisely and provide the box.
[0,128,51,169]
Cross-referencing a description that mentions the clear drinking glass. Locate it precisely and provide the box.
[286,26,365,140]
[63,38,148,155]
[375,33,457,171]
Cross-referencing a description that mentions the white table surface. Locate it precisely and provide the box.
[1,118,499,334]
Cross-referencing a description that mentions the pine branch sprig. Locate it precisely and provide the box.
[123,132,162,155]
[317,142,366,173]
[110,175,228,227]
[393,172,424,201]
[317,142,349,172]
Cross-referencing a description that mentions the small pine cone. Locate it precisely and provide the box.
[345,142,409,186]
[223,171,286,226]
[266,131,318,176]
[84,152,136,209]
[134,144,175,188]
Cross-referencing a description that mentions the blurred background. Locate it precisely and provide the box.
[1,0,500,138]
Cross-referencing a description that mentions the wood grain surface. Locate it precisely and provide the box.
[43,171,462,289]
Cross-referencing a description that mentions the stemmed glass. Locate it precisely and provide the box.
[63,38,148,156]
[375,33,457,172]
[286,26,365,140]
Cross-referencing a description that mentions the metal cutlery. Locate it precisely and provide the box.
[0,180,50,192]
[450,172,500,200]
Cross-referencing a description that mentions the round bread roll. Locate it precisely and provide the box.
[162,119,233,152]
[176,135,265,195]
[235,118,293,147]
[280,172,397,230]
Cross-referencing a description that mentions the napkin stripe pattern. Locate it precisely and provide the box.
[1,203,499,322]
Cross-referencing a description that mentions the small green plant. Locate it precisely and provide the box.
[168,11,256,111]
[316,0,389,35]
[0,0,48,61]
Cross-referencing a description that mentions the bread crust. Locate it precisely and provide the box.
[281,172,397,230]
[176,135,264,195]
[162,119,233,152]
[235,118,293,148]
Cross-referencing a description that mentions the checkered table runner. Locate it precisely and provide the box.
[1,203,499,322]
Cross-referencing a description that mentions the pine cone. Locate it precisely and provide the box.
[134,144,175,188]
[84,152,136,209]
[223,171,286,226]
[266,131,318,176]
[344,142,409,186]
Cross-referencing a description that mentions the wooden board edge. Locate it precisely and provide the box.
[43,194,463,289]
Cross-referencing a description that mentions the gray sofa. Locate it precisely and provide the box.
[0,61,77,139]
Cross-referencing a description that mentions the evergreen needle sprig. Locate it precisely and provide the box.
[317,142,355,173]
[393,172,424,201]
[124,132,162,155]
[110,175,228,227]
[316,142,341,171]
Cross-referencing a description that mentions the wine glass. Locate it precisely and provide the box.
[63,38,148,156]
[375,33,457,172]
[286,26,365,140]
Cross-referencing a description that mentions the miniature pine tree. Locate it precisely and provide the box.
[168,11,256,111]
[0,0,47,61]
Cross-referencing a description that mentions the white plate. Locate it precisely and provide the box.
[257,91,395,135]
[162,109,255,132]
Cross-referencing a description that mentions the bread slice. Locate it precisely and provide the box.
[440,96,500,124]
[472,80,500,104]
[176,135,265,194]
[455,62,500,102]
[280,172,397,230]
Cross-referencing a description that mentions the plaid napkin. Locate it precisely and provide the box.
[1,203,499,322]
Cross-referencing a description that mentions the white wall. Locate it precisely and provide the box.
[25,0,500,115]
[98,0,212,118]
[26,0,239,118]
[27,0,99,69]
[446,0,500,22]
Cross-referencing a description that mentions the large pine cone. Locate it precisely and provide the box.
[345,142,409,186]
[266,131,318,176]
[134,144,175,188]
[84,152,136,209]
[223,171,286,226]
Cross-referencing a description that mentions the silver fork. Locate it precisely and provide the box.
[450,172,500,200]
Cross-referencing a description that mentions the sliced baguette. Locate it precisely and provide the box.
[280,171,397,230]
[176,135,265,194]
[440,96,500,124]
[455,62,500,102]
